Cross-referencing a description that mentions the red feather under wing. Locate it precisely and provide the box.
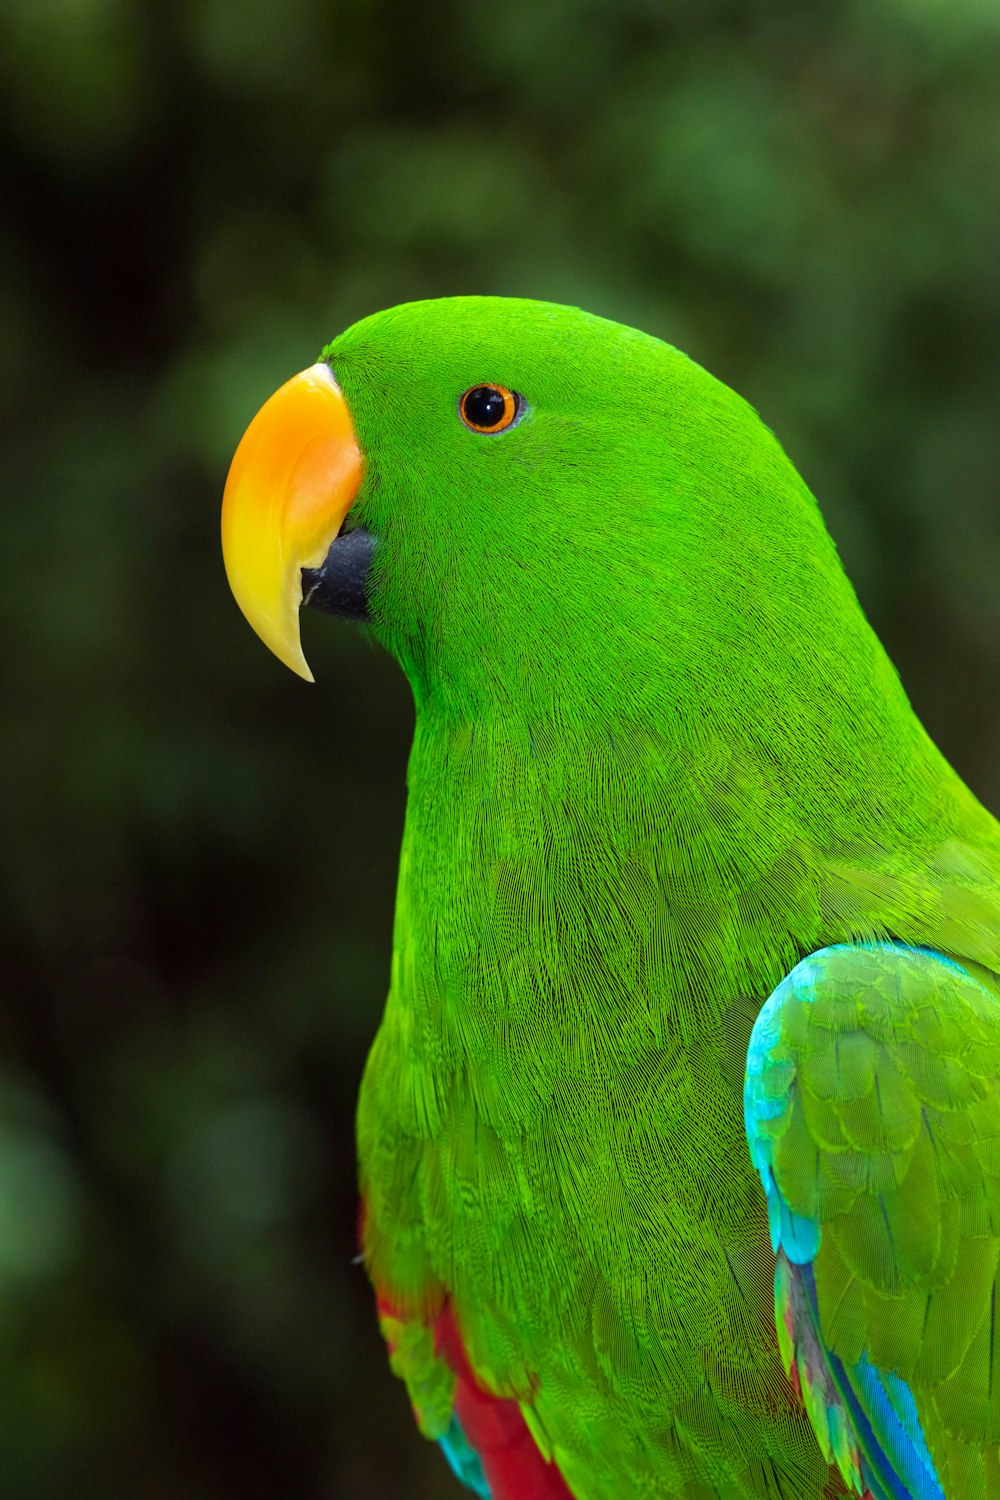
[433,1303,575,1500]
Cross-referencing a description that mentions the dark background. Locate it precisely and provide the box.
[2,2,999,1496]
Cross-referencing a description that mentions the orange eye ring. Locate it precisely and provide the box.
[459,384,522,434]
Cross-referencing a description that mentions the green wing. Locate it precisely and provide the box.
[745,942,1000,1499]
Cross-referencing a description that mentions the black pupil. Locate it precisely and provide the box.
[465,386,507,428]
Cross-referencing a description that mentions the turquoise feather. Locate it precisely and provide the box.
[746,942,1000,1498]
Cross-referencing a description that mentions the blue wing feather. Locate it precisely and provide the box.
[439,1413,493,1497]
[745,943,949,1500]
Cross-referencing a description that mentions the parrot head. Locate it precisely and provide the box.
[222,296,883,736]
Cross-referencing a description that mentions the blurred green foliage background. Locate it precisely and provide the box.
[1,0,999,1495]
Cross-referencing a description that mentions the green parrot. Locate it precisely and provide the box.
[220,297,1000,1500]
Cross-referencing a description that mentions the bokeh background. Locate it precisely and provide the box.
[2,1,999,1495]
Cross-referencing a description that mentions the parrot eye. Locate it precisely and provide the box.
[459,385,522,434]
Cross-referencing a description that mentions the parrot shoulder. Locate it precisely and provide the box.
[745,941,1000,1499]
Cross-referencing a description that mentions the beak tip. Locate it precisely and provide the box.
[274,631,316,684]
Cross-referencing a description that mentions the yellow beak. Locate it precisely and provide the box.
[221,363,363,681]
